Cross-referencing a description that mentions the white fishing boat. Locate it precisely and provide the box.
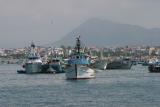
[24,42,42,73]
[65,36,95,79]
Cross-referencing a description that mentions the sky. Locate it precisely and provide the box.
[0,0,160,48]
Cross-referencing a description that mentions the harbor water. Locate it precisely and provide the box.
[0,64,160,107]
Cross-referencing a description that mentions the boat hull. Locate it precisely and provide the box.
[25,63,42,74]
[65,65,95,79]
[93,60,107,70]
[148,64,160,73]
[41,64,65,73]
[106,61,132,69]
[17,70,26,74]
[49,64,65,73]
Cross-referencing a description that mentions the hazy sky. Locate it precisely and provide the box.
[0,0,160,48]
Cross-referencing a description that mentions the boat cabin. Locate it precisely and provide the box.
[68,54,90,65]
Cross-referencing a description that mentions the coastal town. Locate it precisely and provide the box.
[1,1,160,106]
[0,44,160,64]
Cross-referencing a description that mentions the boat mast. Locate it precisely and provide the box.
[75,36,81,79]
[30,42,36,56]
[31,42,35,52]
[75,36,81,54]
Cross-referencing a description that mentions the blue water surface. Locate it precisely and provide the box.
[0,64,160,107]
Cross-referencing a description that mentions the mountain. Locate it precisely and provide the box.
[53,18,160,47]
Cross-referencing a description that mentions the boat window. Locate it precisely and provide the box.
[76,56,79,59]
[56,60,59,62]
[28,57,38,60]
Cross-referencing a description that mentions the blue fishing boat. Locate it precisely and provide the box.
[65,36,95,79]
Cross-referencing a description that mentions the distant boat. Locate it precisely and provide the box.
[65,36,95,79]
[17,70,26,74]
[41,57,65,73]
[131,60,137,65]
[106,57,132,69]
[92,59,108,70]
[148,59,160,73]
[142,61,149,66]
[17,42,42,74]
[92,49,108,70]
[137,61,144,64]
[41,47,65,73]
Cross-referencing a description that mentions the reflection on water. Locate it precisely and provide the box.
[0,64,160,107]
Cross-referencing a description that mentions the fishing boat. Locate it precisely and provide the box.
[93,60,108,70]
[41,47,65,73]
[92,49,107,70]
[42,57,65,73]
[148,59,160,73]
[106,57,132,69]
[131,60,137,65]
[142,61,149,66]
[18,42,42,74]
[65,36,95,79]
